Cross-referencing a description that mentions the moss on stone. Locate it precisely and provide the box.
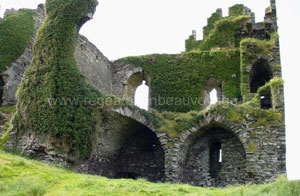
[229,4,246,17]
[199,15,251,50]
[0,121,10,149]
[247,142,259,155]
[240,37,278,101]
[257,77,284,110]
[148,101,283,138]
[203,9,223,39]
[185,34,202,52]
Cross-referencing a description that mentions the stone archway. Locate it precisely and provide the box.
[165,112,249,186]
[179,123,246,187]
[114,120,165,182]
[78,107,169,183]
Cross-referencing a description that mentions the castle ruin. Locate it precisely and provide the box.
[0,0,285,187]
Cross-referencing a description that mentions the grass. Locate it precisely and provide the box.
[0,106,16,115]
[0,151,299,196]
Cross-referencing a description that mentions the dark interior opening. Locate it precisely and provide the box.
[115,122,165,182]
[180,124,247,187]
[260,87,272,109]
[209,141,222,178]
[249,59,273,93]
[116,172,138,180]
[260,95,272,109]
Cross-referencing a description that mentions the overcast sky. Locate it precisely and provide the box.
[0,0,299,180]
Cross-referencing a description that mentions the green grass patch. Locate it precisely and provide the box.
[0,151,299,196]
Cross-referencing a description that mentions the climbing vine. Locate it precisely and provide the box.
[13,0,101,160]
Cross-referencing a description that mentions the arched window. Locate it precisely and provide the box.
[134,80,149,110]
[202,77,223,109]
[210,140,222,178]
[209,89,218,105]
[249,59,273,93]
[123,72,150,109]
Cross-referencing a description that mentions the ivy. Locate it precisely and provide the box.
[0,9,35,73]
[199,16,251,50]
[13,0,101,160]
[229,4,247,17]
[117,49,242,112]
[203,9,223,39]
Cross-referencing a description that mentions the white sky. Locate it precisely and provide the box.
[0,0,299,181]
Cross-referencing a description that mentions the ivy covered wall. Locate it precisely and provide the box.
[116,49,241,112]
[12,0,102,160]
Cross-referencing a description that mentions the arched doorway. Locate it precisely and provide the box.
[115,123,165,182]
[209,89,218,105]
[134,80,149,110]
[80,112,165,182]
[202,77,223,109]
[123,72,150,108]
[180,123,246,187]
[249,59,273,93]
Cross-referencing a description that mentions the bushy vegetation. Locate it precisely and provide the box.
[12,0,102,160]
[0,152,299,196]
[0,9,35,73]
[0,9,35,100]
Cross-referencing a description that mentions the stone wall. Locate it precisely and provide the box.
[75,35,113,95]
[165,110,286,186]
[112,62,146,103]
